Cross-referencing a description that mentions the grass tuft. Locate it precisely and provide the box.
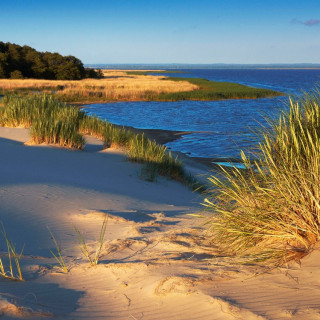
[0,94,85,149]
[203,90,320,266]
[0,222,24,281]
[48,227,69,273]
[0,93,199,187]
[74,215,108,266]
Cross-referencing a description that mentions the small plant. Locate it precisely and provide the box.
[74,215,108,266]
[48,227,69,273]
[0,223,24,281]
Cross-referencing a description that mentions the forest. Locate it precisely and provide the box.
[0,42,102,80]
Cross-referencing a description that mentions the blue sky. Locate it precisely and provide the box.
[1,0,319,64]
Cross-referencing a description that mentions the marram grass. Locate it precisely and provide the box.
[48,227,70,273]
[203,90,320,266]
[0,94,85,149]
[0,94,194,185]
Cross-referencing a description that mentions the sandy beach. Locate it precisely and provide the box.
[1,126,320,320]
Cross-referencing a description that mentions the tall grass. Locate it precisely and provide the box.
[0,73,197,103]
[127,134,185,179]
[79,115,135,148]
[203,91,320,266]
[0,94,192,184]
[80,115,191,182]
[0,94,85,149]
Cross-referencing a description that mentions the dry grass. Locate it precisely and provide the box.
[101,69,165,77]
[0,70,198,102]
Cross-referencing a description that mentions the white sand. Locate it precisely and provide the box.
[0,127,319,320]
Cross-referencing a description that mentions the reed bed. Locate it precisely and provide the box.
[0,73,198,103]
[203,90,320,266]
[0,94,193,184]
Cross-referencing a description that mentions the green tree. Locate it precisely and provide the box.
[0,41,102,80]
[10,70,24,79]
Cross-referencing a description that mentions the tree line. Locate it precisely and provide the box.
[0,42,102,80]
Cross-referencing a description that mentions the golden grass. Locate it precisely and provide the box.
[101,69,165,77]
[0,70,198,102]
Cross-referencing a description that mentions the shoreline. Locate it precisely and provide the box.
[115,124,243,169]
[70,91,286,105]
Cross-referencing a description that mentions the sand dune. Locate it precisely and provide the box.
[0,127,319,320]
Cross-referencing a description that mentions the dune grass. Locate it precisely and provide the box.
[203,90,320,266]
[74,216,108,266]
[0,94,85,149]
[0,223,24,281]
[0,93,194,185]
[48,228,70,273]
[80,114,191,183]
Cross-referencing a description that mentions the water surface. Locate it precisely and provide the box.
[83,69,320,159]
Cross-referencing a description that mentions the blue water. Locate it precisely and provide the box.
[83,69,320,159]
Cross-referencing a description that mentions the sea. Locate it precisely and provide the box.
[82,68,320,160]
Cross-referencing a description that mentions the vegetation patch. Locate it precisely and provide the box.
[157,77,283,101]
[0,69,282,103]
[0,73,197,103]
[202,90,320,266]
[0,94,197,187]
[0,94,85,149]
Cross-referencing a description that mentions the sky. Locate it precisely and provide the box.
[1,0,320,64]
